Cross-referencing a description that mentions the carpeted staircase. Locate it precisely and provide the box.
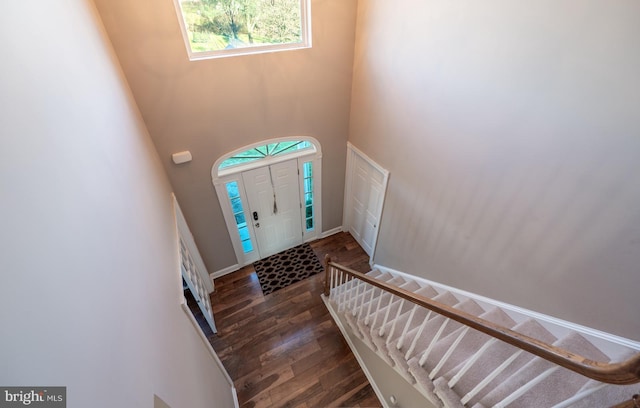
[326,268,640,407]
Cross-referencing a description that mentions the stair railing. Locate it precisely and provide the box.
[323,257,640,386]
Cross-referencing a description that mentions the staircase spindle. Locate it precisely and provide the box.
[363,286,377,323]
[494,366,560,408]
[429,326,470,379]
[419,318,451,367]
[378,293,397,337]
[386,299,408,347]
[460,350,524,405]
[396,305,418,350]
[404,310,434,360]
[448,338,498,388]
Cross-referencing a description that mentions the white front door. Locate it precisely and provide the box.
[242,159,303,258]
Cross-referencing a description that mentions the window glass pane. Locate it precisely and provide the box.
[305,205,313,218]
[306,218,313,230]
[230,197,243,213]
[238,225,250,241]
[219,140,315,171]
[305,192,313,206]
[234,213,246,225]
[177,0,305,53]
[272,141,303,155]
[304,178,313,193]
[242,239,253,253]
[220,156,260,168]
[226,181,239,198]
[303,161,313,178]
[226,181,253,254]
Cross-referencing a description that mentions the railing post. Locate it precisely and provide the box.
[323,254,332,296]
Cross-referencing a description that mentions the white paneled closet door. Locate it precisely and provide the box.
[344,143,389,259]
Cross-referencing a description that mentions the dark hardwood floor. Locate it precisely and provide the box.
[207,232,382,408]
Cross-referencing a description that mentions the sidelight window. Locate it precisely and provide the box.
[226,181,253,253]
[303,161,313,231]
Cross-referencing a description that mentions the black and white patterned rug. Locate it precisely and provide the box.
[253,243,324,295]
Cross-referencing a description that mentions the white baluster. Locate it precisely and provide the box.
[378,293,397,337]
[337,271,346,312]
[362,285,377,322]
[330,267,337,300]
[494,366,559,408]
[369,289,386,329]
[349,278,360,311]
[350,279,362,315]
[397,305,418,350]
[341,276,352,312]
[385,299,407,347]
[460,349,523,405]
[429,327,470,379]
[448,338,497,388]
[404,310,433,359]
[550,383,607,408]
[419,318,450,367]
[357,283,372,319]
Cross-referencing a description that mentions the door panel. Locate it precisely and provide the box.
[351,160,369,244]
[242,159,302,258]
[345,148,389,258]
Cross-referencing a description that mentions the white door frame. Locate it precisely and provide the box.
[343,142,389,263]
[212,137,323,267]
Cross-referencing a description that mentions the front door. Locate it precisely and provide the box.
[242,159,303,258]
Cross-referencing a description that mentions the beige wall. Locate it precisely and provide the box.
[349,0,640,340]
[93,0,358,271]
[0,1,235,406]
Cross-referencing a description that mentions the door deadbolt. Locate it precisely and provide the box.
[253,211,259,221]
[255,222,260,228]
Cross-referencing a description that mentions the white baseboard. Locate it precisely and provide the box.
[210,264,240,284]
[373,264,640,355]
[321,226,344,238]
[322,294,390,408]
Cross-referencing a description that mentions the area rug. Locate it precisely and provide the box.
[253,243,324,295]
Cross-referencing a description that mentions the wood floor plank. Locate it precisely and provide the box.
[206,232,380,407]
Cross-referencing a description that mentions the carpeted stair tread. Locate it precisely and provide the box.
[357,279,421,359]
[329,272,638,408]
[477,331,609,407]
[341,272,398,339]
[355,277,414,349]
[442,318,558,407]
[433,377,466,408]
[392,298,485,386]
[369,285,441,361]
[425,307,517,381]
[567,380,640,408]
[385,291,463,377]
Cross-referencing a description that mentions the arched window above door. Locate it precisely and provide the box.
[213,137,321,180]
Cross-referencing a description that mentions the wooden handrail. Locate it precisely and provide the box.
[611,394,640,408]
[323,259,640,385]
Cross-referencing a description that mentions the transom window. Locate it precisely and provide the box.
[219,140,313,170]
[173,0,312,60]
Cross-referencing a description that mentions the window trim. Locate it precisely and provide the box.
[172,0,312,61]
